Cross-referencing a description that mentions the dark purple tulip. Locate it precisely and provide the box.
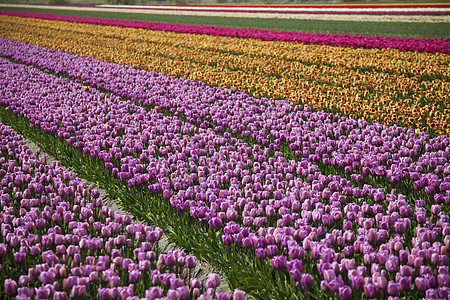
[221,234,233,246]
[39,271,56,285]
[109,276,121,288]
[89,271,99,283]
[400,265,414,277]
[399,276,412,291]
[438,274,450,287]
[192,288,201,299]
[35,218,46,230]
[138,260,151,272]
[415,277,428,292]
[170,278,185,290]
[4,279,17,296]
[217,292,230,300]
[386,256,399,273]
[242,237,253,249]
[203,274,219,290]
[0,243,7,259]
[339,285,352,300]
[323,269,336,283]
[394,221,407,234]
[164,253,177,267]
[185,255,196,268]
[431,204,441,215]
[301,273,313,292]
[232,289,246,300]
[18,275,29,287]
[91,189,100,199]
[289,268,302,283]
[364,283,378,298]
[189,278,202,289]
[270,255,287,271]
[129,270,141,284]
[255,248,266,260]
[328,275,345,293]
[367,228,377,245]
[424,273,437,289]
[56,245,67,255]
[387,281,399,296]
[208,216,223,229]
[145,287,162,300]
[14,251,26,265]
[9,235,20,248]
[36,286,51,299]
[343,246,354,258]
[266,245,279,257]
[53,291,68,300]
[351,275,364,290]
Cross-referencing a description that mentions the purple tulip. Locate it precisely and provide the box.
[39,271,56,285]
[14,251,27,265]
[351,275,364,290]
[438,274,450,287]
[54,291,69,300]
[339,285,352,300]
[189,278,202,289]
[217,292,230,300]
[185,255,196,268]
[270,255,287,271]
[129,270,141,284]
[138,260,151,272]
[221,234,233,246]
[4,279,17,296]
[301,273,313,292]
[399,276,412,291]
[0,243,7,259]
[145,287,162,300]
[232,289,246,300]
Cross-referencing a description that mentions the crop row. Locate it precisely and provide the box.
[2,14,448,77]
[91,4,450,15]
[0,39,449,299]
[1,10,449,54]
[2,38,450,205]
[1,15,449,136]
[0,120,246,299]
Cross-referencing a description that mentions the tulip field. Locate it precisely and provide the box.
[0,5,449,300]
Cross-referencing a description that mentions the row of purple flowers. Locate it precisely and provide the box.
[0,10,448,54]
[0,121,245,299]
[0,39,449,299]
[1,39,448,207]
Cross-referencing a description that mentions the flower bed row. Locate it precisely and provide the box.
[0,10,448,54]
[1,41,449,299]
[0,120,245,299]
[133,4,450,8]
[1,38,449,201]
[97,5,450,15]
[1,16,449,137]
[2,37,450,202]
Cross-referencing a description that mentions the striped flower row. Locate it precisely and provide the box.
[97,4,450,15]
[0,10,448,54]
[1,15,448,137]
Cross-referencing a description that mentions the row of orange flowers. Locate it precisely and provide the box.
[1,15,449,135]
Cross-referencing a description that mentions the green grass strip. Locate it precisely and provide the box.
[1,6,449,39]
